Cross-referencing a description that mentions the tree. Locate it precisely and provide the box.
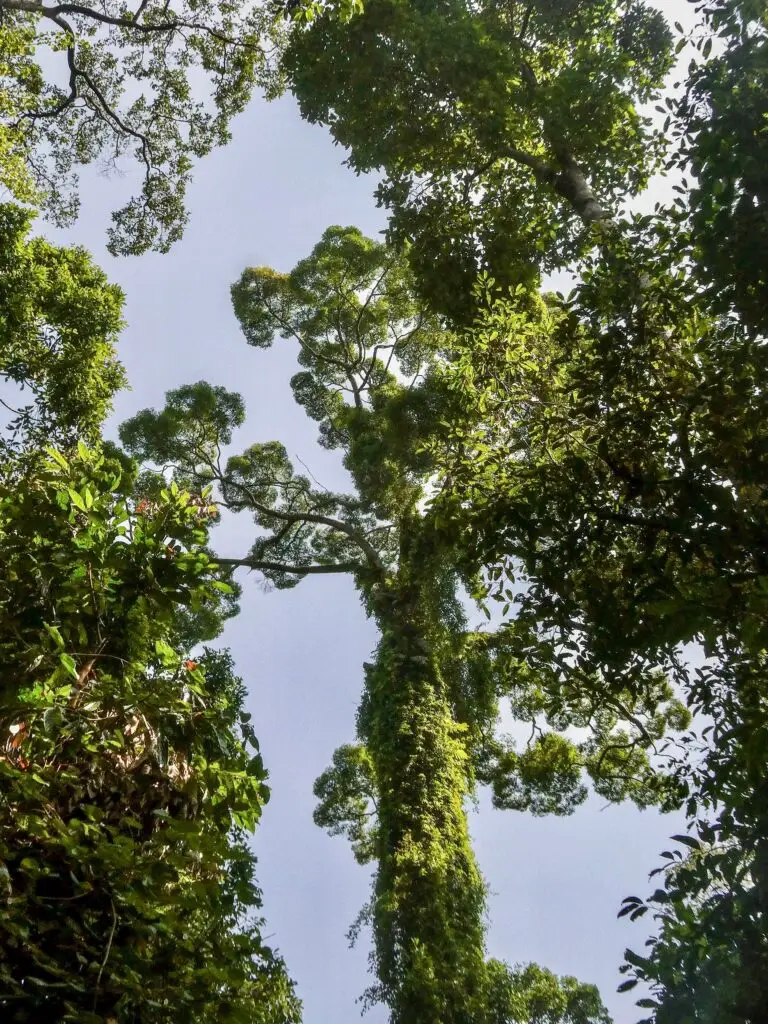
[280,0,674,318]
[266,2,768,1018]
[0,0,280,254]
[121,226,686,1023]
[416,2,768,1014]
[0,441,300,1022]
[0,210,299,1020]
[485,961,612,1024]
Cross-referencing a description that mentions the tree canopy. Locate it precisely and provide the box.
[281,0,674,317]
[0,204,125,448]
[4,0,768,1021]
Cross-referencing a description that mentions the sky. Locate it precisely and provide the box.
[39,2,699,1020]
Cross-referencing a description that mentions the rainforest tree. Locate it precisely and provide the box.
[270,0,768,1019]
[5,0,766,1019]
[0,445,299,1023]
[0,207,299,1022]
[121,225,688,1023]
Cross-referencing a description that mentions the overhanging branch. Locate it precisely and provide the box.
[0,0,263,51]
[502,145,613,226]
[214,556,363,576]
[221,476,386,572]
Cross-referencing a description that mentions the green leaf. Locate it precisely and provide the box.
[45,447,70,470]
[59,653,78,679]
[671,834,701,850]
[67,488,87,512]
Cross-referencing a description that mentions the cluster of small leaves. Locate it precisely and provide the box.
[0,443,300,1022]
[313,743,378,864]
[231,226,448,514]
[485,960,612,1024]
[0,203,126,450]
[453,621,689,818]
[617,646,768,1024]
[669,0,768,335]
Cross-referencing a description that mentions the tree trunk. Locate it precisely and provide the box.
[363,524,488,1024]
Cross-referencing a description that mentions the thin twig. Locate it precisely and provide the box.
[93,897,117,1012]
[295,453,330,492]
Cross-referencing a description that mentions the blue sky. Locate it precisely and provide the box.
[40,3,699,1018]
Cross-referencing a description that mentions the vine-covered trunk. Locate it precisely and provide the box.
[363,526,488,1024]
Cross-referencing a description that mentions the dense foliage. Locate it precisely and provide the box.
[0,212,298,1022]
[0,204,125,447]
[0,445,299,1022]
[415,2,768,1019]
[282,0,674,318]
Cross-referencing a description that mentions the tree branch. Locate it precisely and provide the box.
[221,476,386,572]
[0,0,263,52]
[10,19,77,125]
[214,556,362,576]
[9,6,154,178]
[518,2,534,42]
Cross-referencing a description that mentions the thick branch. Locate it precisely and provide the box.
[221,477,386,572]
[518,2,534,42]
[77,57,152,173]
[502,56,614,226]
[0,0,262,52]
[593,508,671,530]
[503,145,613,226]
[602,695,655,748]
[551,147,614,226]
[214,556,362,576]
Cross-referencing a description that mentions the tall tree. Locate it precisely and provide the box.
[271,2,768,1018]
[121,226,686,1023]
